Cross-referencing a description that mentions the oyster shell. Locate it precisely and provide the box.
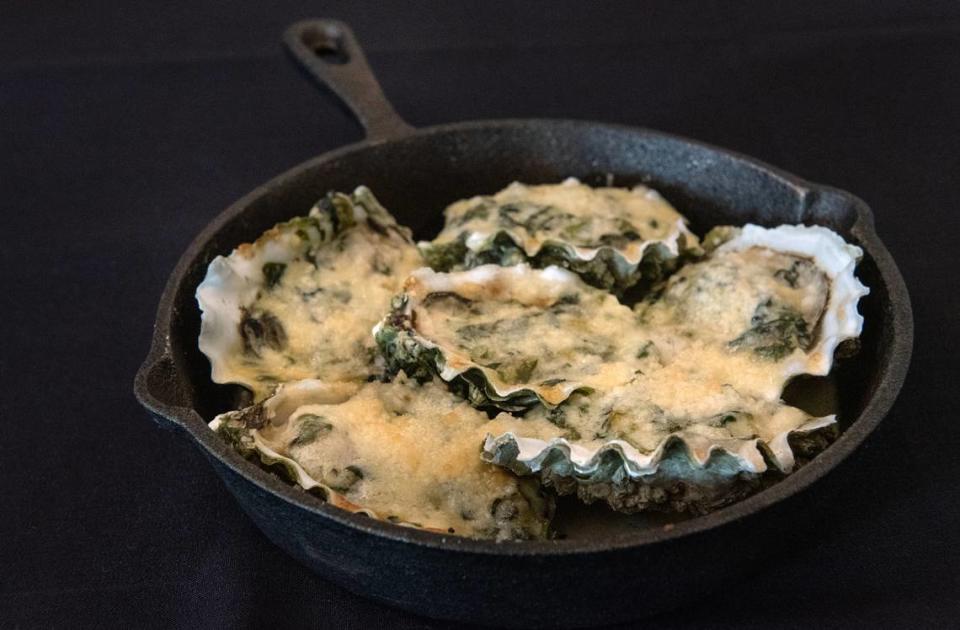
[419,178,700,293]
[374,264,649,411]
[210,375,556,541]
[197,187,422,400]
[481,224,867,513]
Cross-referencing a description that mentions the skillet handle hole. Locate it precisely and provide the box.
[301,26,350,65]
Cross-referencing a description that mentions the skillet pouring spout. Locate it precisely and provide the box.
[133,18,913,628]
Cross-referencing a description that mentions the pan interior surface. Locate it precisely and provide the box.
[152,120,892,545]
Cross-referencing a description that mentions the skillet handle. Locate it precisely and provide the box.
[284,19,414,141]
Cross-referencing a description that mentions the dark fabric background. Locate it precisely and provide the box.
[2,1,958,628]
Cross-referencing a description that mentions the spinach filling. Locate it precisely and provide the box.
[420,236,468,271]
[239,308,287,357]
[773,258,814,289]
[261,262,287,289]
[729,298,813,361]
[324,465,364,492]
[289,414,333,447]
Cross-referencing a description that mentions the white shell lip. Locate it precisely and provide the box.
[717,223,870,380]
[483,414,836,480]
[197,232,304,388]
[482,223,866,485]
[403,262,584,297]
[374,263,627,406]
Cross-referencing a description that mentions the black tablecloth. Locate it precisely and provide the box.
[3,2,958,627]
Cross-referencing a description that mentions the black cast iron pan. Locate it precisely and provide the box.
[134,19,913,628]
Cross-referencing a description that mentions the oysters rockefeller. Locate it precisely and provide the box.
[198,179,868,540]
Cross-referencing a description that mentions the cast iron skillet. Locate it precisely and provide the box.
[134,19,913,628]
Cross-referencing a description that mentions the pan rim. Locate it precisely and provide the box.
[134,117,913,557]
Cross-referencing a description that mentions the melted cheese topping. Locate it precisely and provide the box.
[252,378,554,540]
[244,229,421,388]
[402,265,646,404]
[431,178,690,258]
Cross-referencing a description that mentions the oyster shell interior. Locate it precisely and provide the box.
[197,180,868,538]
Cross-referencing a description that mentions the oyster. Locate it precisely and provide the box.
[702,223,869,379]
[210,375,555,540]
[197,187,422,400]
[374,264,649,411]
[637,223,870,398]
[419,178,699,293]
[481,224,868,513]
